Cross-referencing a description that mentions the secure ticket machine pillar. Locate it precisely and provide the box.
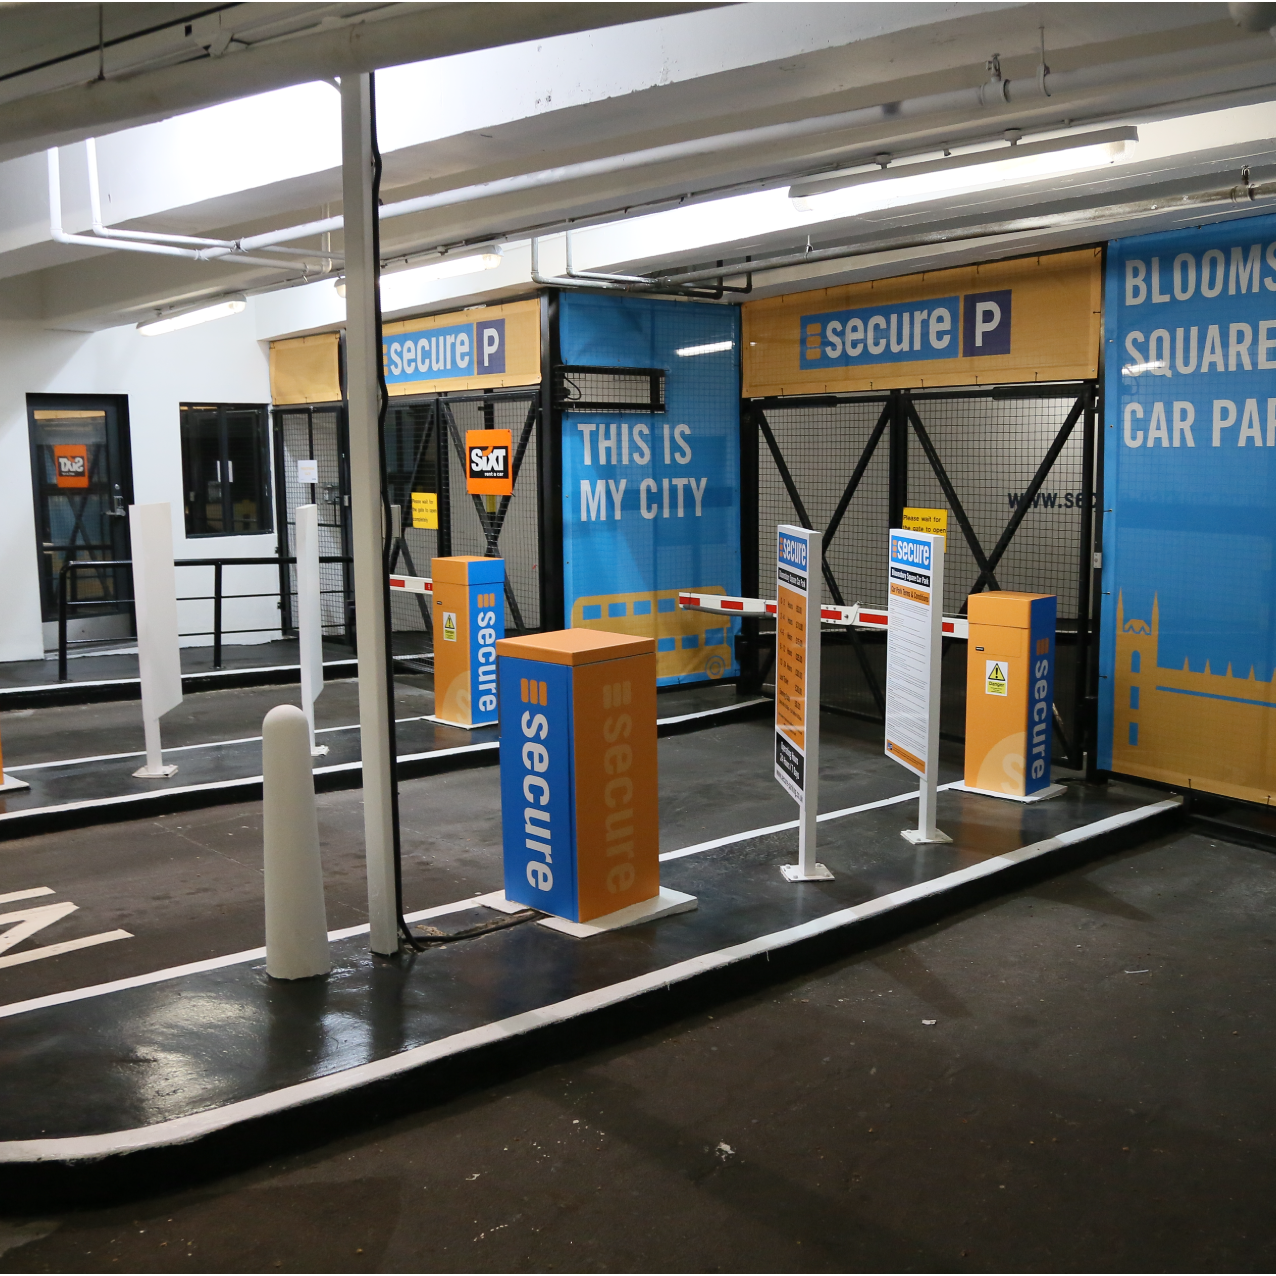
[431,556,504,729]
[963,591,1063,801]
[496,629,692,931]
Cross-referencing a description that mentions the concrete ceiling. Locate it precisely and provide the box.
[4,2,1276,331]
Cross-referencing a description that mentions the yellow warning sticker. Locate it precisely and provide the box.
[985,660,1007,696]
[411,491,438,529]
[443,611,457,643]
[903,506,948,550]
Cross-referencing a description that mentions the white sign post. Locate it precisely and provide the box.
[884,528,951,845]
[775,524,832,882]
[129,503,183,778]
[296,504,329,757]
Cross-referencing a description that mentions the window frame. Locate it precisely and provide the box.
[179,402,273,538]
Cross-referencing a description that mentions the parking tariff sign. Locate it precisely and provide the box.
[775,525,818,802]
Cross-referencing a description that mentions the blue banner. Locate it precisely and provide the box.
[559,293,742,686]
[500,656,578,917]
[1100,213,1276,801]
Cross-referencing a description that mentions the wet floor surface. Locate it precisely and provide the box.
[1,827,1271,1272]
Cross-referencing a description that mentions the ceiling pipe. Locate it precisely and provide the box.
[83,138,341,271]
[47,147,326,271]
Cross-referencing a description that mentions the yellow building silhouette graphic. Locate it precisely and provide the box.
[1113,593,1276,803]
[571,587,734,682]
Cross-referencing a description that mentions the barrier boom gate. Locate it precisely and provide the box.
[677,591,970,639]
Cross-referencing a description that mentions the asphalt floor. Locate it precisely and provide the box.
[0,824,1272,1272]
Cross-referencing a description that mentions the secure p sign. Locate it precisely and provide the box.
[466,428,513,496]
[963,290,1012,357]
[53,444,89,489]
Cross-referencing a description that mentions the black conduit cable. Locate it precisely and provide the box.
[366,74,424,954]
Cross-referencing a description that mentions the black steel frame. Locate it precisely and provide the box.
[270,401,355,644]
[744,381,1100,768]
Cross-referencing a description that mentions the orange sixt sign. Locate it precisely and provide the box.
[466,428,513,496]
[53,445,89,489]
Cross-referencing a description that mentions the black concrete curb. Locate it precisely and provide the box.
[0,698,767,841]
[0,796,1184,1211]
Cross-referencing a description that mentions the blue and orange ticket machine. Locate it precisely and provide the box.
[964,591,1057,798]
[497,629,659,923]
[431,556,504,729]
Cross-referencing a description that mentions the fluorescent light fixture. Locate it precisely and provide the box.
[675,340,734,357]
[335,250,503,298]
[137,295,246,336]
[789,126,1137,213]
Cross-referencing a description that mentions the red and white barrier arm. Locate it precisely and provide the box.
[677,592,969,639]
[389,574,432,595]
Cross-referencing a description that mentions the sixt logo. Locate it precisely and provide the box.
[890,535,931,569]
[469,445,508,480]
[778,531,808,570]
[56,455,85,477]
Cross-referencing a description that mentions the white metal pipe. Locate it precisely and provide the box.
[49,147,313,270]
[262,703,330,981]
[342,72,400,958]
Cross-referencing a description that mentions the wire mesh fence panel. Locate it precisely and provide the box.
[756,399,890,718]
[385,401,440,636]
[276,407,349,638]
[906,393,1086,619]
[441,395,541,632]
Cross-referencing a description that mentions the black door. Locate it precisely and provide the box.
[27,394,134,643]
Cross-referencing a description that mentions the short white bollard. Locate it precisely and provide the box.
[263,704,330,980]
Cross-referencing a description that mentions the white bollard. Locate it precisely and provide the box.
[296,503,329,757]
[263,704,330,980]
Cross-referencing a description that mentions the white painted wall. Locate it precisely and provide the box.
[0,304,274,663]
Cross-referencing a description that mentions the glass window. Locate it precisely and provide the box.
[180,404,272,536]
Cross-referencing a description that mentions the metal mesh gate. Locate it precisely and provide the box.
[272,405,352,641]
[385,391,542,648]
[749,383,1097,762]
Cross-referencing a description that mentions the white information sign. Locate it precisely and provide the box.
[774,524,831,881]
[884,529,950,844]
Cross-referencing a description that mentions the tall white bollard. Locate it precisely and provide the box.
[263,704,330,980]
[129,502,183,778]
[296,503,328,756]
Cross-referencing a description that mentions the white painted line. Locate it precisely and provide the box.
[0,659,366,698]
[0,796,1181,1163]
[7,697,745,776]
[658,782,960,861]
[0,742,502,825]
[0,894,506,1022]
[5,716,435,773]
[0,930,133,971]
[655,697,767,727]
[0,887,54,905]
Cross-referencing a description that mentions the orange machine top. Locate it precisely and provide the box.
[496,628,655,667]
[967,591,1052,629]
[431,555,500,585]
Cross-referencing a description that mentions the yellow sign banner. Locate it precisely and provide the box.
[903,506,948,550]
[410,491,438,529]
[742,248,1101,396]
